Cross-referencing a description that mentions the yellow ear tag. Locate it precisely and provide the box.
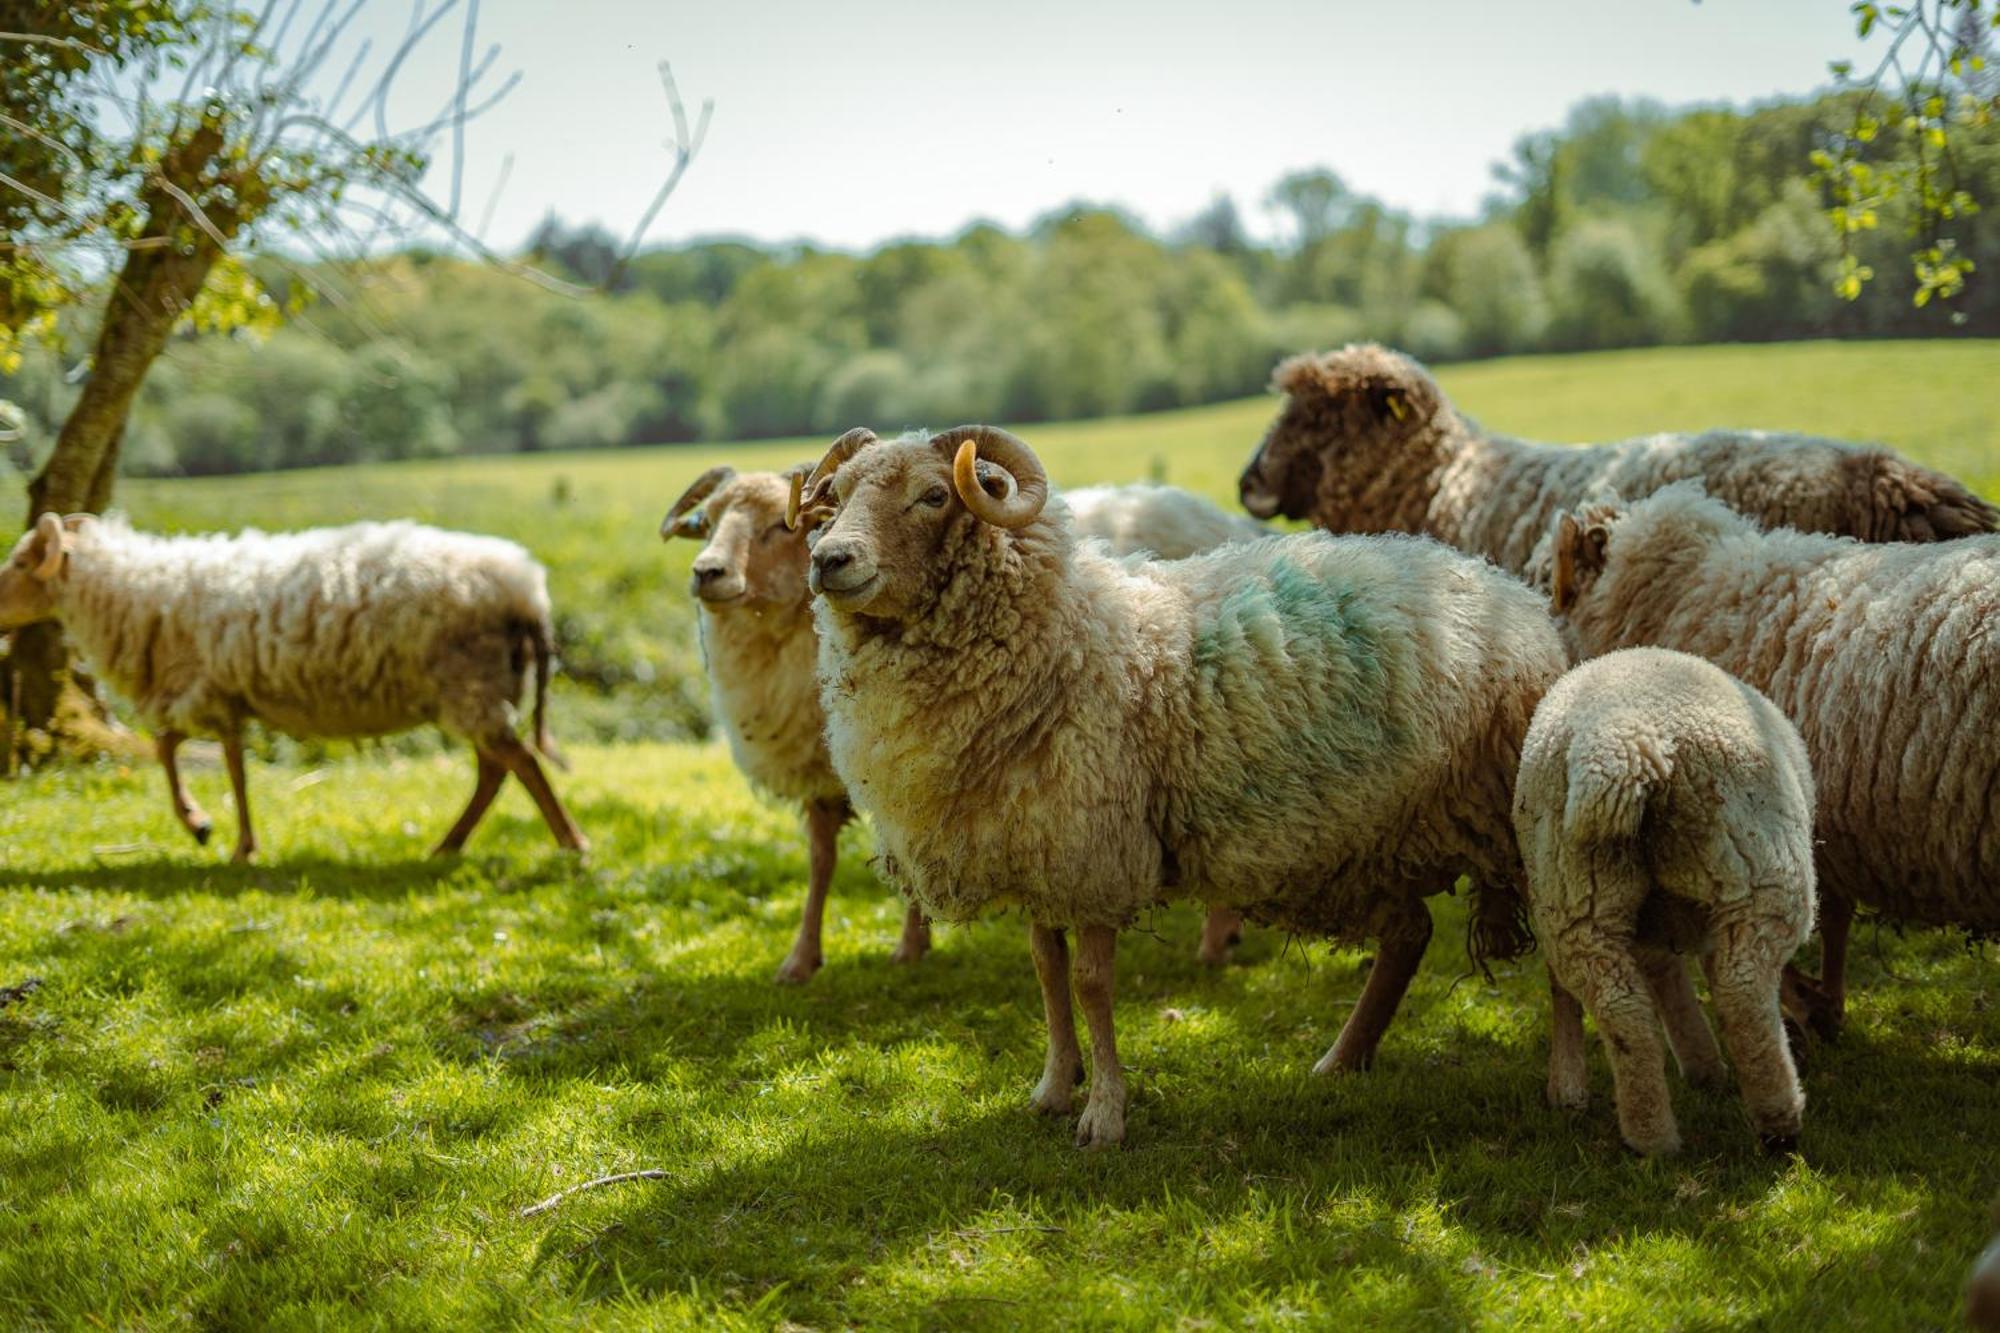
[1386,394,1409,421]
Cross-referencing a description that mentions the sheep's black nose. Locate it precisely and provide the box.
[813,548,853,578]
[692,561,727,585]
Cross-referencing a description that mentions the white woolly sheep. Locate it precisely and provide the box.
[1546,483,2000,1035]
[0,514,584,861]
[661,465,1270,982]
[1238,343,1999,573]
[1970,1214,2000,1332]
[1516,646,1816,1156]
[791,425,1565,1148]
[661,463,931,984]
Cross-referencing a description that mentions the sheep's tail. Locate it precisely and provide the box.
[526,620,569,772]
[1561,737,1667,845]
[1870,455,2000,541]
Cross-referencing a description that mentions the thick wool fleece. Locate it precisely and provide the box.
[699,480,1268,809]
[1558,484,2000,933]
[1248,344,1998,573]
[815,505,1564,943]
[1063,482,1269,560]
[50,518,553,744]
[1516,647,1816,1153]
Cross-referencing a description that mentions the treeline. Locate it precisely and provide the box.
[4,90,1999,478]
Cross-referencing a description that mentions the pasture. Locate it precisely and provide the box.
[2,340,1997,1327]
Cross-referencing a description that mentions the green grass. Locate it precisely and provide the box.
[3,341,1998,1327]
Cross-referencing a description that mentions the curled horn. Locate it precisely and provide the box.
[935,425,1049,529]
[31,512,65,580]
[788,427,878,531]
[661,466,735,542]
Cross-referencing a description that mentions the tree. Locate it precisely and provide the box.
[1814,0,2000,304]
[0,1,707,736]
[1264,169,1349,250]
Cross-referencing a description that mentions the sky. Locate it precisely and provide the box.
[333,0,1876,254]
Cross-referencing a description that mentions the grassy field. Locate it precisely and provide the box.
[2,340,1998,1327]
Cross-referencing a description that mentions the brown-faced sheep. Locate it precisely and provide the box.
[0,514,584,861]
[1517,647,1816,1156]
[1238,343,1998,574]
[793,425,1564,1148]
[1546,483,2000,1034]
[664,465,1272,982]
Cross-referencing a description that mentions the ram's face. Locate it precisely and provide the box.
[806,442,960,621]
[0,516,68,630]
[688,475,811,609]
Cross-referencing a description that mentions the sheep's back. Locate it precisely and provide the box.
[1603,536,2000,929]
[1437,430,1991,575]
[1151,531,1564,930]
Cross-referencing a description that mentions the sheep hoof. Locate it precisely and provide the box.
[773,953,821,985]
[190,820,213,847]
[1311,1044,1371,1077]
[1547,1084,1590,1114]
[1073,1095,1126,1150]
[1682,1060,1730,1092]
[1758,1132,1800,1159]
[888,935,930,965]
[1029,1069,1077,1117]
[1620,1128,1682,1158]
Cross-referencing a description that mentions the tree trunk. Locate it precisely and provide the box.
[11,213,222,734]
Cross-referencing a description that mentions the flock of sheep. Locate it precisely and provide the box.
[3,342,1998,1305]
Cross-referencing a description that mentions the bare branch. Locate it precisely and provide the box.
[604,61,713,291]
[519,1170,670,1219]
[475,150,513,242]
[449,0,480,222]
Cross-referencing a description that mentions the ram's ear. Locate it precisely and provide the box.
[30,512,65,581]
[1550,512,1609,614]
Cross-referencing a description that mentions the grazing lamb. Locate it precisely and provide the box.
[792,425,1564,1148]
[0,514,585,861]
[1517,647,1816,1156]
[664,465,1269,982]
[1237,343,1998,573]
[1545,483,2000,1033]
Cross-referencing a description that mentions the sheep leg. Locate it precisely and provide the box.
[1708,920,1805,1155]
[1813,892,1854,1037]
[1027,922,1081,1117]
[222,731,257,864]
[155,731,214,847]
[1640,948,1726,1089]
[491,736,589,854]
[889,901,932,965]
[1313,897,1432,1075]
[1570,943,1679,1155]
[1071,924,1127,1149]
[1546,969,1591,1112]
[431,750,506,856]
[1196,906,1244,966]
[775,799,842,984]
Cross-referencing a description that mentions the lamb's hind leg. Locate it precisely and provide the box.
[156,731,214,847]
[1314,896,1432,1075]
[432,748,506,856]
[1071,924,1127,1149]
[890,901,931,965]
[1708,916,1806,1155]
[1546,970,1590,1112]
[1028,922,1082,1117]
[1640,949,1726,1089]
[490,735,588,854]
[1568,939,1679,1155]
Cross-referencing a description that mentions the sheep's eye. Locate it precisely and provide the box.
[920,485,949,508]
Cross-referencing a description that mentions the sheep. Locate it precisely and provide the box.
[1971,1207,2000,1332]
[790,424,1565,1148]
[662,465,1269,982]
[1516,646,1816,1156]
[0,513,585,861]
[661,463,931,984]
[1237,343,1999,575]
[1544,482,2000,1035]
